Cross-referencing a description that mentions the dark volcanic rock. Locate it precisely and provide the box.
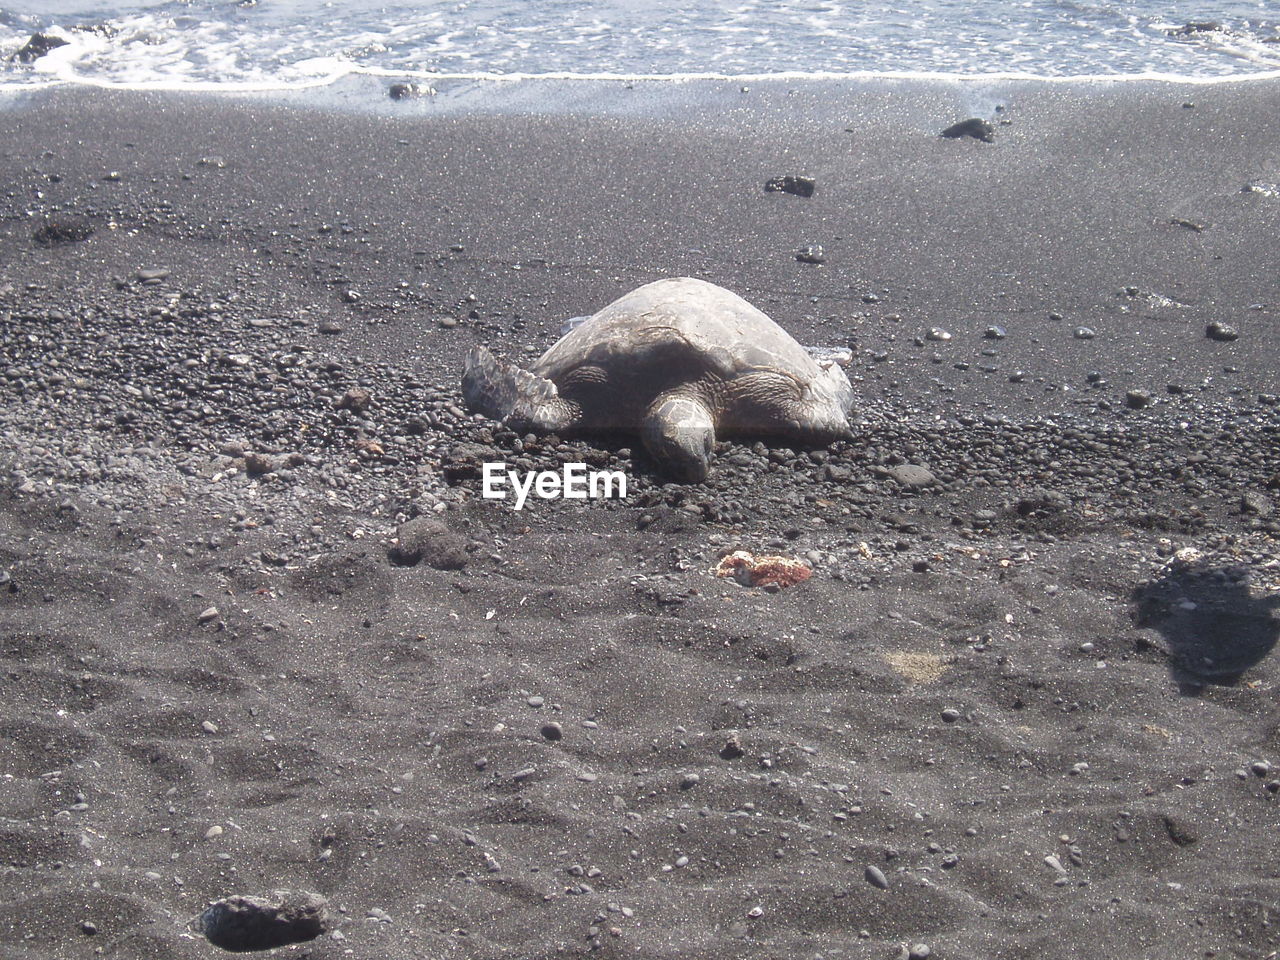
[13,33,69,63]
[389,516,468,569]
[197,891,329,952]
[1206,321,1239,342]
[33,219,94,246]
[796,245,826,265]
[1168,21,1222,36]
[389,82,434,100]
[764,175,816,197]
[940,118,995,142]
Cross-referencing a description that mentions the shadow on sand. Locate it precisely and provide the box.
[1132,560,1280,692]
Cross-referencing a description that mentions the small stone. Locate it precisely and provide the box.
[389,82,434,100]
[80,921,98,936]
[318,320,344,335]
[1073,326,1097,340]
[136,267,170,283]
[541,721,563,741]
[865,865,889,889]
[908,944,932,960]
[940,117,994,142]
[438,316,459,328]
[764,175,816,197]
[33,219,93,245]
[940,708,961,723]
[888,464,937,490]
[243,452,274,475]
[679,773,701,790]
[1251,760,1272,777]
[1206,321,1239,342]
[1241,492,1272,516]
[925,327,952,341]
[204,825,224,840]
[335,387,372,412]
[720,732,745,760]
[197,606,220,624]
[796,245,826,265]
[984,325,1007,339]
[201,720,219,734]
[1124,389,1152,409]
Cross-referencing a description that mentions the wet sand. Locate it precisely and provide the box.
[0,79,1278,960]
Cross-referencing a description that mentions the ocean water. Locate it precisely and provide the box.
[1,0,1279,91]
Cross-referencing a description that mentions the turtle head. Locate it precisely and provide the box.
[642,394,715,483]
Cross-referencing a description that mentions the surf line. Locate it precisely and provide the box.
[482,462,628,510]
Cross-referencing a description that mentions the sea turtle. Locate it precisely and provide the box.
[461,277,855,481]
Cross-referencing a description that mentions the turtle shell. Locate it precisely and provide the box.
[532,277,824,391]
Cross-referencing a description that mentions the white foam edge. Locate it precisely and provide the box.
[5,62,1280,94]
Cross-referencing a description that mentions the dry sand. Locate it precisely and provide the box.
[0,79,1277,960]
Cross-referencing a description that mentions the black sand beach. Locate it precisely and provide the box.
[0,78,1277,960]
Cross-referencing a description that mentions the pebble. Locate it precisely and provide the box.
[940,708,961,723]
[680,773,701,790]
[318,320,344,335]
[541,721,563,741]
[940,117,995,142]
[194,896,327,957]
[925,327,952,342]
[1125,389,1152,409]
[1206,321,1239,342]
[197,606,220,623]
[764,175,816,197]
[80,920,98,935]
[1073,326,1097,340]
[888,464,937,490]
[720,732,745,760]
[865,865,890,889]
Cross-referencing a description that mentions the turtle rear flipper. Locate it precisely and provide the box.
[462,346,577,431]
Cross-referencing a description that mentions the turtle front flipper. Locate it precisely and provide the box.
[641,392,716,482]
[462,346,579,432]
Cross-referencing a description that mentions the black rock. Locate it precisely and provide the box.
[389,82,434,100]
[940,118,995,143]
[796,245,826,265]
[764,175,816,198]
[1206,321,1239,342]
[1125,389,1152,409]
[33,219,94,246]
[13,33,69,63]
[389,517,469,569]
[1168,21,1222,36]
[197,892,328,952]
